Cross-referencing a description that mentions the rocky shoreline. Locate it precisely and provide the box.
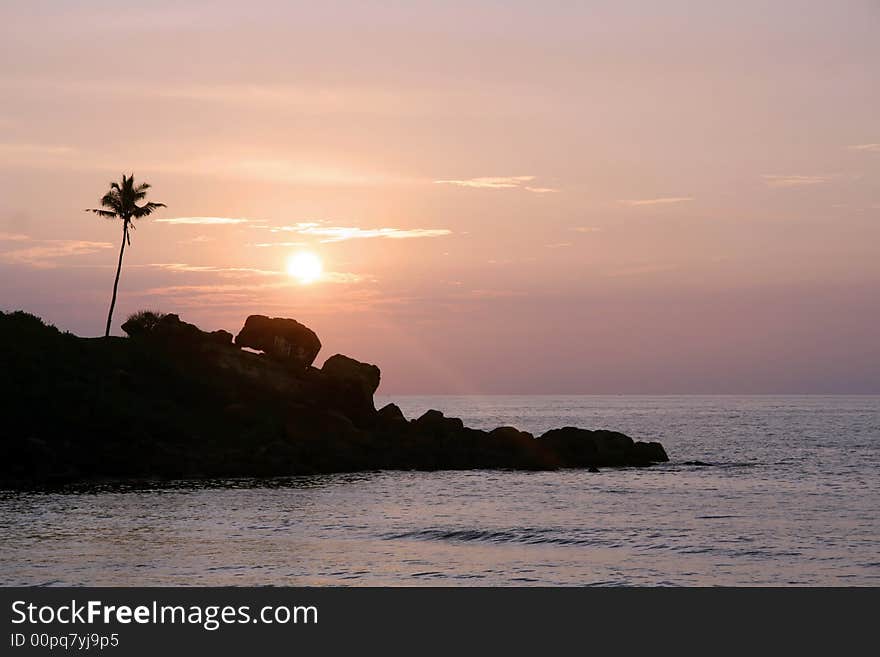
[0,310,668,487]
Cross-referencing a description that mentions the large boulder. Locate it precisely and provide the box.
[235,315,321,369]
[539,427,668,467]
[321,354,381,397]
[412,409,465,437]
[320,354,381,425]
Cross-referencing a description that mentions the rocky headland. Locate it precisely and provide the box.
[0,310,668,486]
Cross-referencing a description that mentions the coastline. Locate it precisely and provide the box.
[1,310,668,488]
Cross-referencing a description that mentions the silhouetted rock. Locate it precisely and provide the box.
[235,315,321,369]
[0,309,673,487]
[376,402,407,427]
[321,354,381,422]
[413,409,465,436]
[322,354,380,392]
[489,426,533,441]
[207,329,234,346]
[123,312,234,348]
[632,441,669,465]
[539,427,669,467]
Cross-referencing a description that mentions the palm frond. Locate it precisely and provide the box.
[85,208,119,218]
[100,190,122,211]
[133,182,151,200]
[132,201,167,219]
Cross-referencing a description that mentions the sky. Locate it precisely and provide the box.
[1,0,879,393]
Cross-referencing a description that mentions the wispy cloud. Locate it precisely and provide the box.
[0,238,113,267]
[322,272,366,284]
[544,242,571,249]
[143,263,279,277]
[264,222,451,243]
[848,143,880,152]
[573,226,602,233]
[141,281,286,297]
[142,271,364,298]
[250,241,308,248]
[155,216,451,245]
[303,227,452,242]
[156,217,251,225]
[266,222,321,232]
[618,197,694,206]
[434,176,558,193]
[762,175,831,188]
[179,235,214,244]
[0,232,31,241]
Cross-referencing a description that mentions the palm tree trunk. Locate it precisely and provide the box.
[104,221,128,337]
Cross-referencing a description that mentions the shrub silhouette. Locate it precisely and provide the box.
[121,310,167,337]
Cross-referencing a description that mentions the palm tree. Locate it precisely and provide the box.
[86,174,166,337]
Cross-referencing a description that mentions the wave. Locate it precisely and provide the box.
[383,527,616,547]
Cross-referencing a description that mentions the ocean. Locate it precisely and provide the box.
[1,395,878,586]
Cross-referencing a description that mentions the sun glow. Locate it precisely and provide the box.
[286,251,323,284]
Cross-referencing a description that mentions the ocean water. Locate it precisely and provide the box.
[1,395,878,586]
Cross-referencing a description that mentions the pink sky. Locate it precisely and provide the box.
[1,1,878,393]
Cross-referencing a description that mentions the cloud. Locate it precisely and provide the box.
[762,175,831,188]
[322,272,366,284]
[143,263,279,277]
[304,227,452,242]
[544,242,571,249]
[156,217,251,225]
[156,217,451,245]
[0,232,30,241]
[142,271,364,297]
[179,235,214,244]
[848,143,880,152]
[264,222,451,243]
[433,176,557,192]
[618,197,694,206]
[434,176,532,189]
[573,226,602,233]
[0,238,113,267]
[141,281,286,297]
[250,241,308,248]
[266,222,321,231]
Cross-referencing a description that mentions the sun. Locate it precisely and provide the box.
[286,251,323,284]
